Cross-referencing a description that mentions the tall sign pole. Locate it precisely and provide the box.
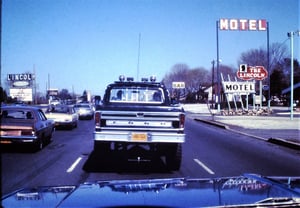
[290,31,294,120]
[217,18,268,112]
[267,22,270,109]
[216,21,220,112]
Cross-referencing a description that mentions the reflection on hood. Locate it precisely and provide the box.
[2,174,300,207]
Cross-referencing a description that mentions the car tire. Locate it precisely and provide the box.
[165,144,182,171]
[33,138,44,151]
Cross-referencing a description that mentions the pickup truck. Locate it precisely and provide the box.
[93,76,185,170]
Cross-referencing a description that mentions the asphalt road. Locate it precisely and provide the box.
[2,116,300,196]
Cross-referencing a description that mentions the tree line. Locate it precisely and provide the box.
[1,42,299,106]
[161,43,300,105]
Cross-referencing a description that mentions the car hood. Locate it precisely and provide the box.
[2,174,300,207]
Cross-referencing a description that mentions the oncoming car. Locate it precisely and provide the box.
[45,105,78,129]
[74,103,94,120]
[0,105,55,150]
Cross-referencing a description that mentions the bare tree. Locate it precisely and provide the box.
[162,64,190,89]
[239,48,266,67]
[238,42,289,74]
[162,64,212,102]
[58,89,72,100]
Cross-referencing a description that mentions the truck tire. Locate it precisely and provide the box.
[94,141,110,153]
[165,144,182,171]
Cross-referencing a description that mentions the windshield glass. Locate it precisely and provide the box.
[110,87,164,104]
[74,104,90,109]
[1,109,34,119]
[47,105,70,113]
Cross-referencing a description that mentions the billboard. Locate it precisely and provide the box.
[9,88,33,102]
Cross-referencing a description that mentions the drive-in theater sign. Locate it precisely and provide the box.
[215,18,270,110]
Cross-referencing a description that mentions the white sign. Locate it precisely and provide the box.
[9,88,33,102]
[222,81,255,93]
[172,82,185,89]
[7,73,34,81]
[219,18,267,31]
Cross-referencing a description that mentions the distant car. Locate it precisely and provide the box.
[0,105,55,150]
[45,105,78,129]
[74,103,94,120]
[50,99,61,106]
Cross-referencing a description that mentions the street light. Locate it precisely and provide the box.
[287,30,300,120]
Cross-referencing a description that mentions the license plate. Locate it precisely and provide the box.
[131,133,147,142]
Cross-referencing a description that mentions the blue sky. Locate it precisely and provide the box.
[2,0,299,96]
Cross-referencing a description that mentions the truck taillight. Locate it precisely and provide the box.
[179,113,185,128]
[95,112,101,127]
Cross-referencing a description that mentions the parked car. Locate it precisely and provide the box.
[45,105,78,129]
[0,105,55,150]
[74,103,94,120]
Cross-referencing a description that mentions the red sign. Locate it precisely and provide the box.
[237,65,268,81]
[219,19,267,31]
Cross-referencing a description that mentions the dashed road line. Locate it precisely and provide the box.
[193,159,215,175]
[67,157,83,173]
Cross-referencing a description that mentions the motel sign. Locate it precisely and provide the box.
[222,81,255,94]
[219,18,267,31]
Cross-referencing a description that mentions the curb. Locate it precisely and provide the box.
[194,118,229,130]
[268,138,300,150]
[194,118,300,150]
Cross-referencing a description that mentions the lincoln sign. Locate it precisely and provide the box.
[237,65,268,81]
[222,82,255,94]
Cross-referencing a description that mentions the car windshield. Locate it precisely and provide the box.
[110,87,164,104]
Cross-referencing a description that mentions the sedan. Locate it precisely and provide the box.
[45,105,78,129]
[0,105,55,150]
[74,103,94,120]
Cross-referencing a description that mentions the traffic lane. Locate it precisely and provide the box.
[1,119,179,196]
[25,119,95,186]
[184,116,300,177]
[3,117,299,196]
[1,119,94,196]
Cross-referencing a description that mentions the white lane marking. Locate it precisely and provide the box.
[193,159,215,175]
[67,157,83,173]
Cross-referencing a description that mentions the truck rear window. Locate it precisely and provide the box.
[109,87,164,104]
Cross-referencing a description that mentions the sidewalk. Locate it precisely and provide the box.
[182,104,300,149]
